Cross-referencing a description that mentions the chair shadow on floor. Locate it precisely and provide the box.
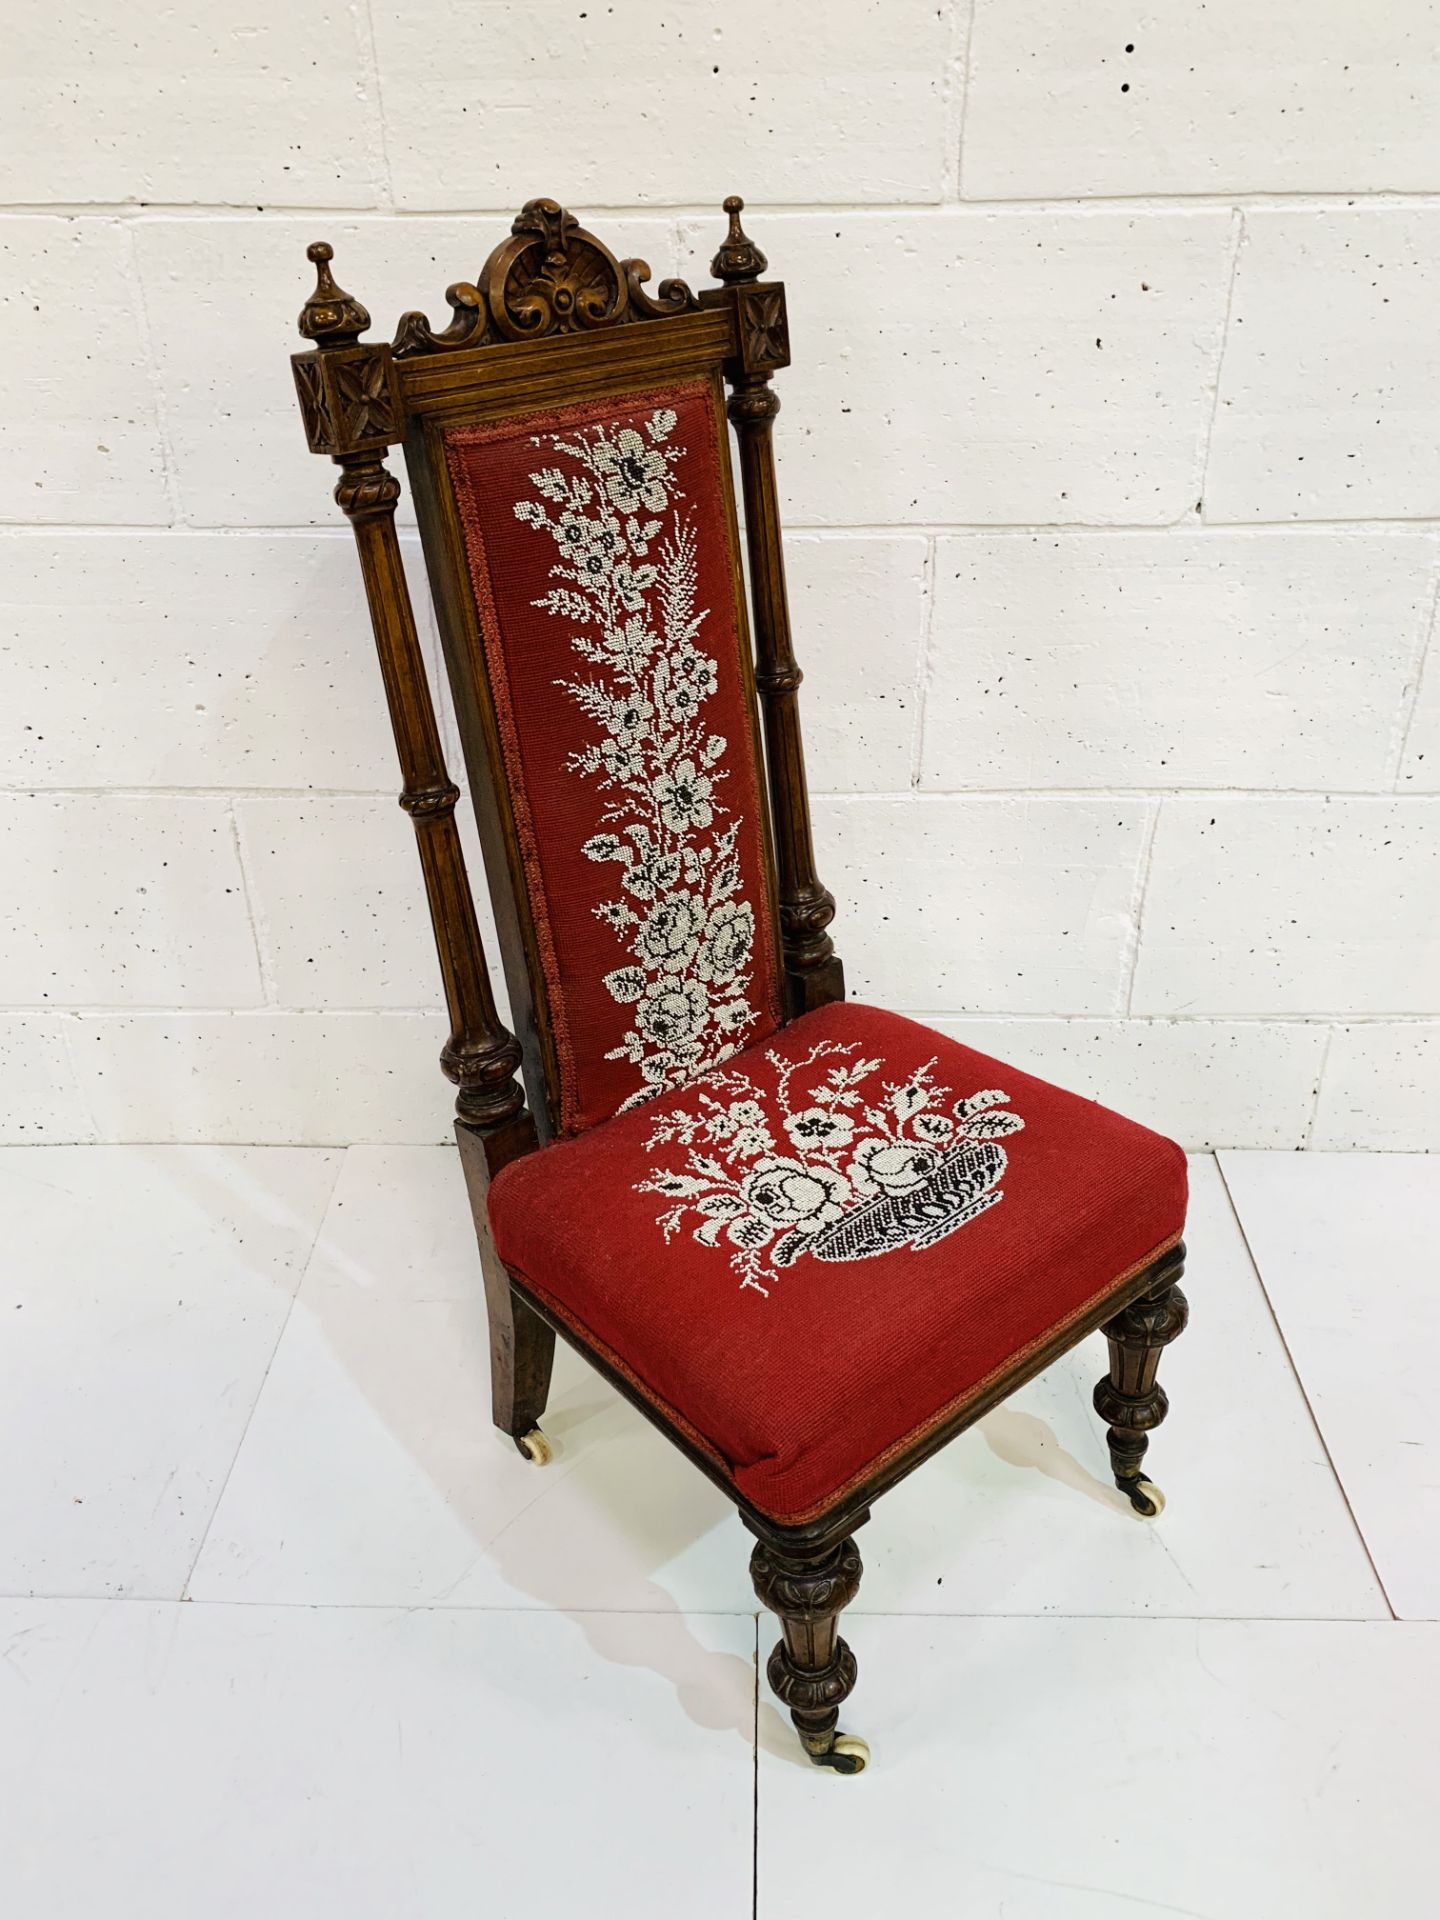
[979,1406,1136,1516]
[284,1224,790,1757]
[175,1146,778,1751]
[250,1151,1133,1770]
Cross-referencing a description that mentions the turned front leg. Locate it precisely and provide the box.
[1093,1268,1189,1516]
[750,1533,868,1773]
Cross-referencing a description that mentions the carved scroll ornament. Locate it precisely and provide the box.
[392,197,701,358]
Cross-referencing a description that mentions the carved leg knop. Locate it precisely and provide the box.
[1093,1269,1189,1518]
[750,1534,868,1773]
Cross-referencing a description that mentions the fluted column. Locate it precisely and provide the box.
[1094,1260,1189,1515]
[751,1534,866,1771]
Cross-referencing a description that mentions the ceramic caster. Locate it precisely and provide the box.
[1123,1477,1165,1518]
[516,1427,553,1466]
[811,1734,869,1775]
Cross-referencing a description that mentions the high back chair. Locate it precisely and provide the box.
[290,199,1190,1774]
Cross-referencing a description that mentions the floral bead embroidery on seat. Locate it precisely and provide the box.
[513,408,763,1112]
[637,1040,1025,1294]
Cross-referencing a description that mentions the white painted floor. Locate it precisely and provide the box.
[1,1145,1436,1916]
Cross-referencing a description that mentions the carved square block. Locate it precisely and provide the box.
[291,344,403,456]
[734,283,791,374]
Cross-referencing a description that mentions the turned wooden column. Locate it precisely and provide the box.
[332,448,527,1138]
[1093,1252,1189,1516]
[291,242,527,1142]
[751,1533,866,1771]
[333,444,550,1431]
[710,200,844,1014]
[292,243,552,1440]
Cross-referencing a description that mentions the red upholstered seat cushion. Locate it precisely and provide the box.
[489,1001,1187,1524]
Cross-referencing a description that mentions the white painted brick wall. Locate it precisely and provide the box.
[1,221,170,523]
[1,531,423,787]
[1403,639,1440,790]
[920,530,1437,791]
[784,534,930,794]
[3,1,1436,1150]
[1206,209,1440,521]
[816,795,1155,1012]
[1132,797,1440,1017]
[961,3,1440,200]
[373,2,954,210]
[679,208,1238,526]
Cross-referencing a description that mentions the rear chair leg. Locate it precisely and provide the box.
[490,1283,557,1464]
[750,1533,869,1774]
[457,1119,556,1463]
[1093,1259,1189,1518]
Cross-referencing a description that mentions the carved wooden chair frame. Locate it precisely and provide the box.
[291,198,1188,1774]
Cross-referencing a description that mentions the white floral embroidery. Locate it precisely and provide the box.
[636,1042,1024,1295]
[512,407,762,1111]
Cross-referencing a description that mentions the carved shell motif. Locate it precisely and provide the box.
[392,197,700,358]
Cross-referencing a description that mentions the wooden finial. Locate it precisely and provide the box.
[711,195,767,285]
[298,240,371,347]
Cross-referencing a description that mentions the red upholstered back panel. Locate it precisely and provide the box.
[446,378,783,1136]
